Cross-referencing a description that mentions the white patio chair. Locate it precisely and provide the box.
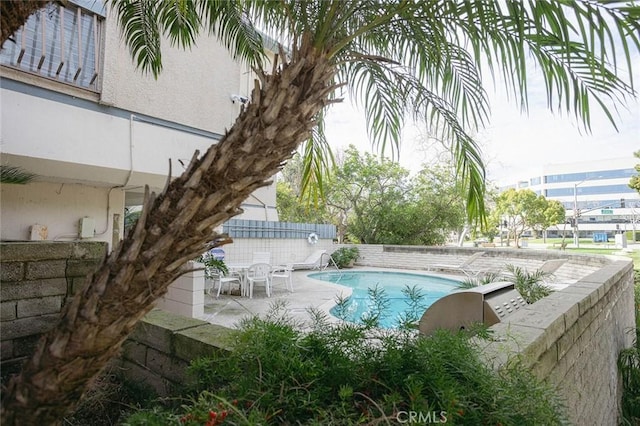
[291,250,327,270]
[245,262,272,298]
[209,270,242,298]
[271,264,294,293]
[430,251,486,277]
[538,259,568,285]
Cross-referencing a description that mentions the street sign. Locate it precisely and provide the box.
[601,209,613,214]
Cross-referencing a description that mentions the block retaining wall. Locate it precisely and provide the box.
[115,309,233,396]
[0,241,107,381]
[0,242,635,424]
[483,260,635,425]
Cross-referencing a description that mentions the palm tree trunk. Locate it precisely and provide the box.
[1,39,337,425]
[0,1,50,47]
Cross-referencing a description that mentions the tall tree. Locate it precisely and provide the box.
[411,165,468,245]
[2,1,639,424]
[537,199,567,241]
[276,181,328,223]
[327,145,412,243]
[494,189,532,247]
[493,189,563,247]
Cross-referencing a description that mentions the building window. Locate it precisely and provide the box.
[544,168,635,184]
[0,1,104,91]
[547,184,637,198]
[563,199,631,210]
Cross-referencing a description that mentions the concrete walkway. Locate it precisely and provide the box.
[201,269,351,329]
[201,267,462,329]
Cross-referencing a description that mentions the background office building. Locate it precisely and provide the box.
[503,157,640,241]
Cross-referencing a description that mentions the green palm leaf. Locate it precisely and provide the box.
[197,0,265,68]
[113,0,162,77]
[299,113,335,207]
[158,0,200,49]
[109,0,640,224]
[0,165,36,184]
[110,0,266,77]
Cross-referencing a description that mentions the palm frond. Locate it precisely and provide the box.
[343,61,405,159]
[109,0,640,225]
[444,0,640,130]
[0,165,36,184]
[299,113,335,207]
[410,79,486,223]
[524,32,633,130]
[110,0,266,78]
[198,0,265,69]
[111,0,162,77]
[158,0,201,49]
[369,7,491,129]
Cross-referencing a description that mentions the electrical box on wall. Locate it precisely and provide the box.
[78,217,95,239]
[30,224,48,240]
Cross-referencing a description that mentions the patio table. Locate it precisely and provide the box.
[226,263,252,296]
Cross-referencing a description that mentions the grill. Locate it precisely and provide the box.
[418,281,527,336]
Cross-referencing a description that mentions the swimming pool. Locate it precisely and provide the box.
[308,270,461,328]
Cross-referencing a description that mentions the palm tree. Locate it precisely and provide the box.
[2,1,639,424]
[0,0,49,47]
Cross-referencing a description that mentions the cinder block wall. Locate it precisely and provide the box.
[0,241,107,381]
[116,309,233,396]
[483,260,635,426]
[221,237,335,266]
[155,263,205,319]
[0,242,228,395]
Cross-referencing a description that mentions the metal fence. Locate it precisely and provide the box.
[223,219,336,239]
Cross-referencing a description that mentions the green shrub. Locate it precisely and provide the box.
[196,255,228,279]
[124,304,566,425]
[331,246,360,268]
[504,265,554,304]
[458,272,503,289]
[458,266,552,304]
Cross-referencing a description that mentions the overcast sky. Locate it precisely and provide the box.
[324,56,639,187]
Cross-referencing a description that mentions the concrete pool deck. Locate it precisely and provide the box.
[201,266,463,329]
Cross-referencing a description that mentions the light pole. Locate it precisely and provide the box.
[573,183,580,247]
[632,203,638,243]
[572,176,604,248]
[499,219,507,247]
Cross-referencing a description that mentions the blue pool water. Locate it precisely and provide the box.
[308,270,461,328]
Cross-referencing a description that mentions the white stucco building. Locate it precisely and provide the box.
[1,0,278,250]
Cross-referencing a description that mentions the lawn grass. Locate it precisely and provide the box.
[526,237,640,269]
[565,248,640,269]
